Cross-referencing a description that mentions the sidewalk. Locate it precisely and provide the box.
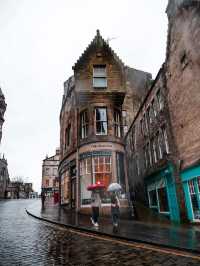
[26,199,200,254]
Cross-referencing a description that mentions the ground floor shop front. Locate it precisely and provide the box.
[59,142,130,215]
[145,165,180,223]
[181,163,200,223]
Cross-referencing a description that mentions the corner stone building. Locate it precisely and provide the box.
[59,30,151,215]
[126,0,200,223]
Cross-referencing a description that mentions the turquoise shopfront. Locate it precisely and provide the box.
[181,164,200,222]
[145,165,180,223]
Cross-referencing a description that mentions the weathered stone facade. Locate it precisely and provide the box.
[0,155,9,199]
[59,30,151,215]
[0,88,9,199]
[125,0,200,223]
[0,88,6,144]
[42,149,60,197]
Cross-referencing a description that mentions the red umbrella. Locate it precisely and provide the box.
[87,181,105,191]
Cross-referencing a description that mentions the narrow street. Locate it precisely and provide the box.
[0,200,199,266]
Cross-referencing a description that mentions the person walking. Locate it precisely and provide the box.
[111,192,120,228]
[90,190,101,227]
[41,191,46,207]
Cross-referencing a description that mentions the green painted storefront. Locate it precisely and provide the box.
[181,164,200,222]
[145,165,180,223]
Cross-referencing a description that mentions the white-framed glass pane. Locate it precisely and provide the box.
[93,77,107,88]
[93,65,106,77]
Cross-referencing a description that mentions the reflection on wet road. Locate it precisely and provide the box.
[0,200,199,265]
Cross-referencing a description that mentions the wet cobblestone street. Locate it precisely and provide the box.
[0,200,200,266]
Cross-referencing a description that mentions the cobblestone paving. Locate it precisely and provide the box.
[0,200,199,266]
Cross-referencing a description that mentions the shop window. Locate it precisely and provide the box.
[148,179,169,214]
[95,108,107,135]
[93,156,111,187]
[80,110,88,139]
[93,65,107,88]
[114,110,121,137]
[197,177,200,193]
[188,179,200,219]
[157,186,169,212]
[148,189,157,208]
[116,152,126,194]
[80,157,92,205]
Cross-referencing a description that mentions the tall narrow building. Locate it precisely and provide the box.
[59,30,151,215]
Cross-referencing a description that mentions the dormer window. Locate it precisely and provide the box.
[93,65,107,88]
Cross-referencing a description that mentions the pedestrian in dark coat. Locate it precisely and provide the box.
[110,192,120,228]
[41,191,46,207]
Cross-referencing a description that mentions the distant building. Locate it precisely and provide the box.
[6,181,33,199]
[0,88,9,199]
[125,0,200,223]
[0,155,9,199]
[41,149,60,197]
[0,88,6,144]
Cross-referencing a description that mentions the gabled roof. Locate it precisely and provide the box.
[72,30,125,71]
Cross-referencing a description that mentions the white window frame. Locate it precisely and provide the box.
[95,107,108,135]
[114,110,121,137]
[93,65,107,88]
[80,110,88,139]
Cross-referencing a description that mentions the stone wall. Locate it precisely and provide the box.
[166,1,200,170]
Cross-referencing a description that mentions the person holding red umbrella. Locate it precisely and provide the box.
[87,181,104,227]
[90,190,101,227]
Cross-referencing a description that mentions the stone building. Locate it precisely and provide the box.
[59,30,151,215]
[0,88,9,199]
[0,88,6,144]
[6,181,33,199]
[0,155,9,199]
[125,0,200,223]
[42,149,60,197]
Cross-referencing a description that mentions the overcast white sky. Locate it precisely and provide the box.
[0,0,168,192]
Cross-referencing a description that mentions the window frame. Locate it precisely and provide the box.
[80,110,89,139]
[95,107,108,135]
[114,109,122,138]
[93,65,107,88]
